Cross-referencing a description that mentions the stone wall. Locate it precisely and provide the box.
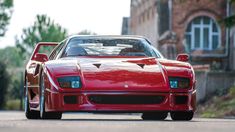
[195,71,235,102]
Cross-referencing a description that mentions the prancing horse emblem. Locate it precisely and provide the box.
[124,84,129,88]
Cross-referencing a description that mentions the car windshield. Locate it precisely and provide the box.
[62,37,160,57]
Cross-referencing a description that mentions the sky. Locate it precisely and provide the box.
[0,0,131,48]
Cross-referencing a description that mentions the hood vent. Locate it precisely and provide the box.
[93,63,101,68]
[137,63,145,69]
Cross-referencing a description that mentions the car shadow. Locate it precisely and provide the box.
[60,118,198,122]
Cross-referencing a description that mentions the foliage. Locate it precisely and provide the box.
[0,62,10,109]
[217,0,235,27]
[0,0,13,37]
[78,29,97,35]
[197,86,235,118]
[16,14,68,59]
[6,68,23,101]
[5,99,21,110]
[0,0,13,109]
[0,47,23,68]
[2,14,69,108]
[229,86,235,95]
[0,46,24,101]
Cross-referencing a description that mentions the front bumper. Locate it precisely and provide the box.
[45,90,196,112]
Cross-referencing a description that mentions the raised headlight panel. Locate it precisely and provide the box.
[57,76,82,88]
[169,77,190,89]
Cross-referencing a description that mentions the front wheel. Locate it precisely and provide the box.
[40,72,62,120]
[170,111,194,121]
[142,112,168,120]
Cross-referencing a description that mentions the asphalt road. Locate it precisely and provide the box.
[0,111,235,132]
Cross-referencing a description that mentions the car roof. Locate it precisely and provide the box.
[67,35,147,40]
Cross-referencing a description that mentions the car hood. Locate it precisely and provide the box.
[46,57,191,92]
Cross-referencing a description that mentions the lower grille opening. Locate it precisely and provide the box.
[64,96,77,104]
[88,95,165,104]
[175,96,188,104]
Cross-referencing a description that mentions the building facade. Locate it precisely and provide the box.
[129,0,159,48]
[126,0,234,70]
[121,17,130,35]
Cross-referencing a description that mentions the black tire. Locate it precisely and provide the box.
[40,72,62,120]
[25,79,40,119]
[170,111,194,121]
[142,112,168,120]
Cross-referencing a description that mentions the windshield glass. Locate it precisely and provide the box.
[62,37,160,57]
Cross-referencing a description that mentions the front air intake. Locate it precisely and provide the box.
[175,96,188,105]
[64,96,77,104]
[88,95,165,104]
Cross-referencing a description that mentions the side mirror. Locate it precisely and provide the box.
[176,54,189,62]
[34,53,48,62]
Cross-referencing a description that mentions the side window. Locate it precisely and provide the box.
[144,39,163,58]
[55,40,67,59]
[151,45,163,58]
[38,45,56,56]
[49,40,66,60]
[49,46,59,60]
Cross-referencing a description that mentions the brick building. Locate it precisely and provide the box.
[124,0,235,70]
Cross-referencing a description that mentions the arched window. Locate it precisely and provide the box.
[185,16,220,51]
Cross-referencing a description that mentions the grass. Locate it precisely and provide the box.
[197,86,235,118]
[4,99,22,110]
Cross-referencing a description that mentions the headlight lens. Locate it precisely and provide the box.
[57,76,82,88]
[169,77,190,89]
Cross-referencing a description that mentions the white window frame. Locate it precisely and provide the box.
[185,16,221,51]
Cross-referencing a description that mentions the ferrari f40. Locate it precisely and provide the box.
[24,35,196,120]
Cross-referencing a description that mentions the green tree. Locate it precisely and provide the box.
[78,29,97,35]
[0,47,23,68]
[0,0,13,36]
[0,47,22,102]
[0,63,10,109]
[16,14,68,59]
[0,0,13,109]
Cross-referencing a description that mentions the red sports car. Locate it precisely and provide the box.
[24,35,196,120]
